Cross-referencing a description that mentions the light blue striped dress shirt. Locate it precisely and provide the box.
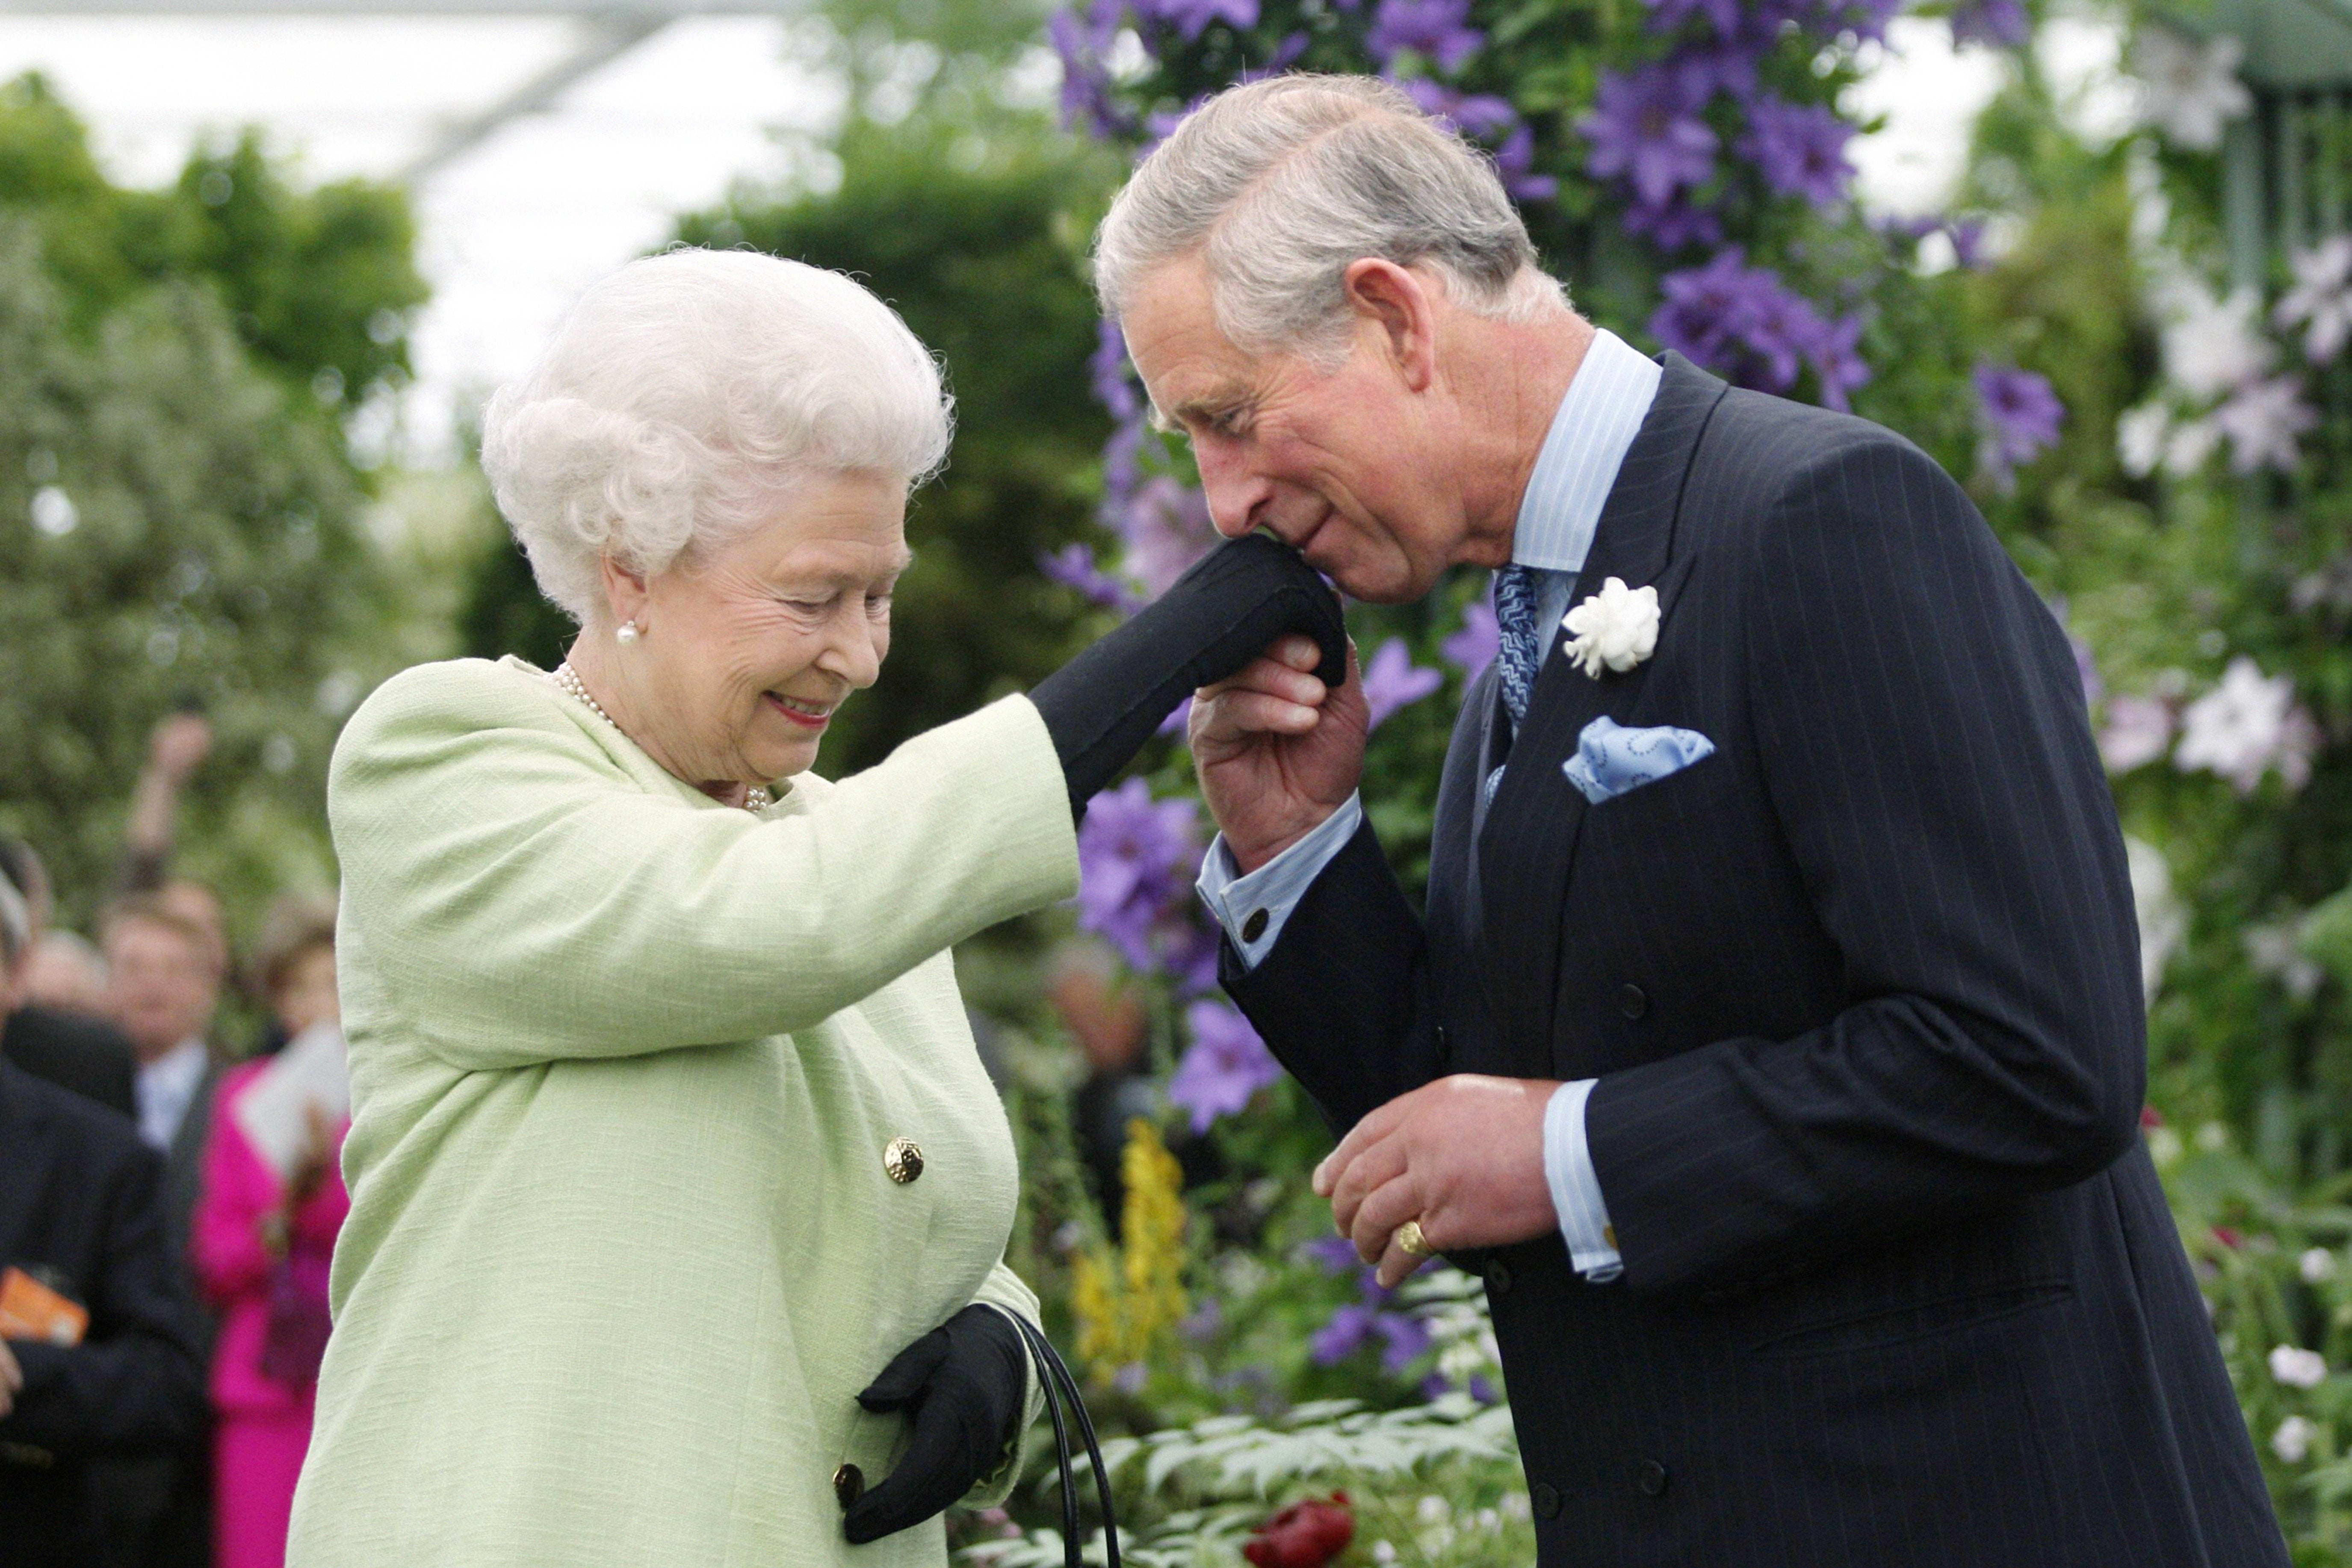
[1196,328,1662,1283]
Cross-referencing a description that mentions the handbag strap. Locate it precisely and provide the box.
[1008,1313,1121,1568]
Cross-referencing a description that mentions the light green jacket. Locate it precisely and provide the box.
[287,657,1079,1567]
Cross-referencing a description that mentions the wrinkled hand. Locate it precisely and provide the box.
[147,712,213,785]
[1313,1075,1562,1289]
[1191,636,1370,872]
[0,1338,20,1420]
[842,1304,1028,1545]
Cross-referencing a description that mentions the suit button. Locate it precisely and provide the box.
[883,1137,924,1184]
[1636,1459,1668,1497]
[1435,1023,1451,1058]
[1242,908,1269,943]
[1487,1259,1513,1294]
[1531,1482,1561,1518]
[833,1462,864,1509]
[1617,984,1648,1020]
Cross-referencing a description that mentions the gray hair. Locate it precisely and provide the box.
[0,864,27,973]
[1094,74,1566,362]
[481,248,954,626]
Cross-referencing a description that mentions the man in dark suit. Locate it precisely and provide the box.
[1101,74,2287,1564]
[1,841,139,1119]
[0,882,207,1568]
[90,895,224,1568]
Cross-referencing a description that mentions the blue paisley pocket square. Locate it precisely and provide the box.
[1562,715,1717,805]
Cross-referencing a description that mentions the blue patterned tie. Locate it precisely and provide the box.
[1492,564,1544,729]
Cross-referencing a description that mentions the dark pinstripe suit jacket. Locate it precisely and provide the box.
[1224,355,2287,1566]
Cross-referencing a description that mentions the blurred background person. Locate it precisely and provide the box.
[0,842,136,1118]
[118,708,213,898]
[1048,940,1152,1224]
[21,931,114,1022]
[0,861,208,1568]
[192,897,347,1568]
[96,894,226,1568]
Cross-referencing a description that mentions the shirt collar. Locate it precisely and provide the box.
[136,1036,208,1148]
[1509,328,1665,574]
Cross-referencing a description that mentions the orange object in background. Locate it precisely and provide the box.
[0,1265,88,1346]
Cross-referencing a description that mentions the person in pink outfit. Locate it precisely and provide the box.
[189,900,347,1568]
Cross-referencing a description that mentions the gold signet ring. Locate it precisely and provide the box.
[1394,1220,1433,1258]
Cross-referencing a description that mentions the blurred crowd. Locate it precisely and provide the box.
[2,713,352,1568]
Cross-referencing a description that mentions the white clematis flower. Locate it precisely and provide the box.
[2274,236,2352,365]
[2274,1415,2317,1463]
[2175,656,2318,794]
[2160,283,2273,401]
[2132,28,2252,151]
[1561,576,1661,678]
[2271,1344,2328,1389]
[2216,375,2319,474]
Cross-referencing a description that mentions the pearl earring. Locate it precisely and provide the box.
[616,620,640,645]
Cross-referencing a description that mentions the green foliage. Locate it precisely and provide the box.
[0,83,426,927]
[0,73,426,412]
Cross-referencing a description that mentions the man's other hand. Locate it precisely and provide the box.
[1191,635,1370,871]
[1314,1075,1561,1289]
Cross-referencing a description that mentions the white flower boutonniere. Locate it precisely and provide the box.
[1562,576,1661,678]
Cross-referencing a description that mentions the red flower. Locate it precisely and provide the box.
[1242,1492,1355,1568]
[2141,1105,2164,1129]
[2214,1225,2245,1250]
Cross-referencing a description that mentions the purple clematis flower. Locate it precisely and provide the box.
[1049,3,1130,140]
[1946,218,1990,270]
[1739,94,1855,207]
[1974,362,2065,485]
[1395,77,1519,140]
[1366,0,1486,73]
[1362,638,1445,729]
[1120,476,1220,596]
[1626,194,1726,251]
[1099,416,1148,527]
[1040,543,1141,613]
[1581,64,1719,209]
[1312,1302,1382,1365]
[1807,311,1871,413]
[1675,41,1764,102]
[1491,125,1559,202]
[1090,319,1140,422]
[1135,0,1259,41]
[1950,0,2032,48]
[1650,249,1870,408]
[1644,0,1745,37]
[1076,778,1202,973]
[1374,1312,1433,1374]
[1169,1000,1283,1132]
[1442,595,1500,680]
[1303,1234,1365,1273]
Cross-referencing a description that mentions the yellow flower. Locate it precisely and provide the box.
[1069,1119,1191,1379]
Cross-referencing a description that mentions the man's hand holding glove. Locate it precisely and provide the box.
[1031,533,1349,814]
[841,1304,1028,1545]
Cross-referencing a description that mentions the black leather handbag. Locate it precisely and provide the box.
[1008,1315,1122,1568]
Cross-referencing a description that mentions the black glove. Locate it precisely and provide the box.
[1030,532,1348,815]
[841,1304,1028,1545]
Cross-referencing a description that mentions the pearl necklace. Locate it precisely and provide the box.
[550,662,772,812]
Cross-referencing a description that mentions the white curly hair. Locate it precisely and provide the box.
[480,248,954,626]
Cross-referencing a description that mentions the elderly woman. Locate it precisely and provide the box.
[285,249,1341,1566]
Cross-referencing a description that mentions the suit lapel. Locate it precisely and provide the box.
[1474,354,1728,1065]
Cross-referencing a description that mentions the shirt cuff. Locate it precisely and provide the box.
[1542,1079,1623,1282]
[1195,794,1364,971]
